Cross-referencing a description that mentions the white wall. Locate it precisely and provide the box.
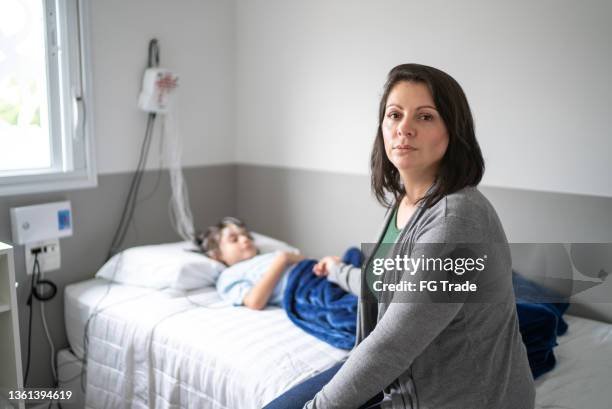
[90,0,235,174]
[235,0,612,198]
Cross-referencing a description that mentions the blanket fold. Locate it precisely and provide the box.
[282,248,360,350]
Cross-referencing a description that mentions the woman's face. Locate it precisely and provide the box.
[217,224,257,266]
[381,81,449,178]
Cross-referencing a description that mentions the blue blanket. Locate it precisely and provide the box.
[282,248,360,350]
[513,272,569,378]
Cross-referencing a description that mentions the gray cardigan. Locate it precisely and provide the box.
[305,186,535,409]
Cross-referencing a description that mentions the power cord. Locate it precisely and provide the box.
[23,249,62,409]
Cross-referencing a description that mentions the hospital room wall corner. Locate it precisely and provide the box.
[0,164,236,389]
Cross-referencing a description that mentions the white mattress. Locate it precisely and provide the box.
[65,279,612,409]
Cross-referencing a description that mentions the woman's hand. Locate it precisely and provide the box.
[313,256,341,277]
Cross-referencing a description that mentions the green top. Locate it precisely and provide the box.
[365,205,401,294]
[381,205,402,244]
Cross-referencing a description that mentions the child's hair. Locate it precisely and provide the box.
[194,216,249,259]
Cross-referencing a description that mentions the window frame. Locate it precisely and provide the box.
[0,0,96,196]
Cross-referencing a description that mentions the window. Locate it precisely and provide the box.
[0,0,96,196]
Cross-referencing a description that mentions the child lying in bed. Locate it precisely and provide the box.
[195,217,305,310]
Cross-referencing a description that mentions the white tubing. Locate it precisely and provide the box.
[161,100,195,242]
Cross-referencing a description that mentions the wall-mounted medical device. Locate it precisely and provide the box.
[138,67,179,113]
[10,201,73,245]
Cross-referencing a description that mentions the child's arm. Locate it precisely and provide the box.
[243,252,304,310]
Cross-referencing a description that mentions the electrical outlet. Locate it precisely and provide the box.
[25,239,61,274]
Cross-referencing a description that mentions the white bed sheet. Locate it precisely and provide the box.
[65,278,157,359]
[534,314,612,409]
[65,279,612,409]
[65,278,348,409]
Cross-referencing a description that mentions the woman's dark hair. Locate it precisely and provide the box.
[371,63,484,208]
[194,216,248,259]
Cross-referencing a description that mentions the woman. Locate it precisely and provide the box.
[265,64,535,409]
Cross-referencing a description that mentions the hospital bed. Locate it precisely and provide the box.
[60,278,347,409]
[58,245,612,409]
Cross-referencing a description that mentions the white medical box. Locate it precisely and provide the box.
[10,201,73,245]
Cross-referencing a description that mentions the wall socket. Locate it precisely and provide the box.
[25,239,61,275]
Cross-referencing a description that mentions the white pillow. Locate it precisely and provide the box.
[95,241,224,290]
[95,233,298,290]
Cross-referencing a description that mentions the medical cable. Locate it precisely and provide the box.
[136,125,164,205]
[77,251,126,392]
[106,113,156,260]
[40,282,57,383]
[136,37,163,206]
[40,279,64,409]
[23,251,58,385]
[23,259,36,386]
[148,39,160,67]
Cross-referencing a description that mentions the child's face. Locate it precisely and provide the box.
[217,224,257,266]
